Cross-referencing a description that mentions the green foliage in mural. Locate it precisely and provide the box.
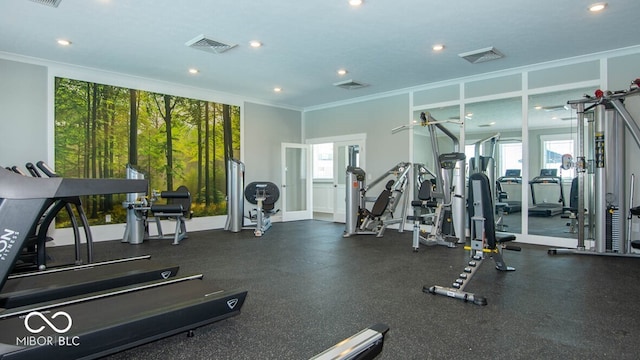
[54,77,240,226]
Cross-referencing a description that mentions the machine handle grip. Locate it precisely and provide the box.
[36,161,59,177]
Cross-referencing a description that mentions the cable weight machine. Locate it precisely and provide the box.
[549,78,640,257]
[391,112,466,250]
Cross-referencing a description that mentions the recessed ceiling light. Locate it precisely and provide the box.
[249,40,262,48]
[589,2,607,12]
[349,0,363,6]
[273,87,282,92]
[432,44,445,51]
[337,69,348,76]
[57,39,71,46]
[534,105,543,110]
[188,68,199,74]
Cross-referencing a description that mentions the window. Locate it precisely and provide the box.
[312,143,333,179]
[542,137,574,179]
[499,142,522,176]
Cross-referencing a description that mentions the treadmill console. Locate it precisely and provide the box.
[539,168,557,177]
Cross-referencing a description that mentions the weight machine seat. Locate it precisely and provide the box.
[468,172,516,249]
[151,185,192,217]
[150,204,184,214]
[562,177,579,215]
[148,185,191,245]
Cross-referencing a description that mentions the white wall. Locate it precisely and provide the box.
[0,59,48,167]
[304,94,410,193]
[243,101,302,216]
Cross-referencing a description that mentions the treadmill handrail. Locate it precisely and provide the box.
[0,167,148,200]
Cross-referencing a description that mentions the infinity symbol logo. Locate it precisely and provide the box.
[24,311,73,334]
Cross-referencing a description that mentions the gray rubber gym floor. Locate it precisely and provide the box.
[48,220,640,359]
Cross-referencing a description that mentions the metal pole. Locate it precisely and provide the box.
[609,98,640,149]
[594,103,607,253]
[575,102,586,250]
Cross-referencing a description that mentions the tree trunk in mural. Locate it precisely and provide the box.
[212,104,218,203]
[222,103,232,194]
[90,84,99,218]
[196,100,203,203]
[84,83,91,179]
[103,87,115,211]
[204,102,211,206]
[154,94,177,191]
[129,89,138,166]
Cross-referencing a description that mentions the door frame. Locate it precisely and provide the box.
[306,133,367,222]
[281,143,313,221]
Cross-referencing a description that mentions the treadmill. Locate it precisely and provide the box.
[0,168,247,359]
[529,168,565,217]
[497,169,522,213]
[0,255,179,309]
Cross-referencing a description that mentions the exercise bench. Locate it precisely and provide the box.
[147,185,192,245]
[425,172,520,305]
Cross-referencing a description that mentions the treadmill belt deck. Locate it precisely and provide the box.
[0,278,247,360]
[0,259,179,309]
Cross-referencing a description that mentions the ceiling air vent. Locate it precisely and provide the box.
[28,0,62,7]
[333,79,369,90]
[186,34,237,54]
[458,46,504,64]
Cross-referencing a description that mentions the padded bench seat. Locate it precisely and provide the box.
[150,204,184,214]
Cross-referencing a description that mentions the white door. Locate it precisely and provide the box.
[281,143,312,221]
[333,140,365,223]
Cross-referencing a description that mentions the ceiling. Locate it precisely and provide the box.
[1,0,639,109]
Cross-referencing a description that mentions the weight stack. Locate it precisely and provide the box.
[606,206,621,252]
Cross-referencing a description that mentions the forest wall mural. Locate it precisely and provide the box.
[54,77,240,226]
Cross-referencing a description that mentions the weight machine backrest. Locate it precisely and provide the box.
[417,180,433,201]
[369,189,391,217]
[468,172,498,249]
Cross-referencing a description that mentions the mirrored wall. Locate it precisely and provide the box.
[411,87,599,239]
[465,97,523,234]
[527,87,594,238]
[412,106,461,171]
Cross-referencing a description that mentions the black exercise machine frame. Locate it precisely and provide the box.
[425,172,519,305]
[0,168,248,359]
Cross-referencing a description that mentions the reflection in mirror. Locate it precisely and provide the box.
[411,106,465,247]
[412,106,461,171]
[465,97,523,234]
[527,87,594,238]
